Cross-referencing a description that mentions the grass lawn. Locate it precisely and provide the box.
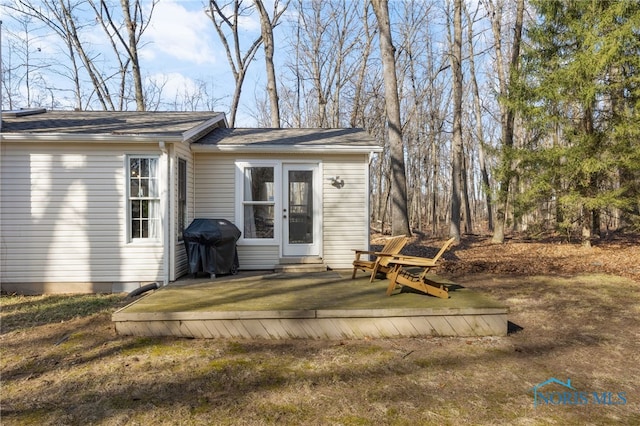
[1,272,639,425]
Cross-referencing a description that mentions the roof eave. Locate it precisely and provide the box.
[191,144,383,154]
[182,113,228,143]
[0,133,184,143]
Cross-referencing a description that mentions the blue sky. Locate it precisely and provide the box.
[1,0,280,126]
[1,0,494,128]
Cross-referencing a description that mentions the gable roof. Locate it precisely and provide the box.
[192,127,382,154]
[1,110,227,143]
[1,110,382,153]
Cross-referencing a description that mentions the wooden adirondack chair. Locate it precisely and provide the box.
[385,237,456,298]
[351,235,409,282]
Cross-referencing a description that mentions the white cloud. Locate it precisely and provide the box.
[146,72,198,100]
[142,0,216,65]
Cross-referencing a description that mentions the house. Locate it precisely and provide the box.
[0,109,382,294]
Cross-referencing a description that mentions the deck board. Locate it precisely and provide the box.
[113,271,508,339]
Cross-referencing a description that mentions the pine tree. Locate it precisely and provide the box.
[514,0,640,245]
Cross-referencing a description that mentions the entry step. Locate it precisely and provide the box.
[275,257,326,273]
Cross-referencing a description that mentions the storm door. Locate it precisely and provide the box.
[282,164,320,257]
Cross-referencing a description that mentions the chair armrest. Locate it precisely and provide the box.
[352,249,376,255]
[388,255,438,267]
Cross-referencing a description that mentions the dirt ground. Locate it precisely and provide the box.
[390,232,640,283]
[1,233,639,425]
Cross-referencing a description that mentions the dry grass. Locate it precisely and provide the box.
[2,235,640,425]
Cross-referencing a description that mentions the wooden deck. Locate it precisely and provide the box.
[112,271,508,339]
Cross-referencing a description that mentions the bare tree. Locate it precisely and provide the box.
[349,0,375,128]
[89,0,156,111]
[207,0,263,127]
[0,15,45,108]
[253,0,288,128]
[395,0,431,231]
[289,0,363,128]
[6,1,83,109]
[371,0,410,236]
[486,0,525,243]
[448,0,463,242]
[465,2,493,231]
[10,0,156,111]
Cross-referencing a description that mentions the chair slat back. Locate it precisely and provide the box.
[432,237,456,262]
[378,236,409,266]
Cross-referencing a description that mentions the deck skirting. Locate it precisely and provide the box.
[112,271,509,339]
[112,307,508,339]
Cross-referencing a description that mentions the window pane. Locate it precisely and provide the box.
[140,178,149,197]
[141,200,149,218]
[130,158,140,178]
[244,205,274,238]
[148,200,160,238]
[148,159,158,196]
[178,159,187,240]
[244,167,274,201]
[128,156,160,241]
[141,158,149,177]
[131,200,141,219]
[148,177,158,197]
[130,179,140,197]
[178,160,187,198]
[132,219,141,239]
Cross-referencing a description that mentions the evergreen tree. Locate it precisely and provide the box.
[514,0,640,245]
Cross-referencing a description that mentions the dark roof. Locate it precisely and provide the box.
[1,110,225,136]
[196,127,380,148]
[1,111,381,152]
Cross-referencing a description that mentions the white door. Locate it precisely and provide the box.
[282,164,321,257]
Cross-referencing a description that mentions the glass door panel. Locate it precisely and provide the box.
[288,170,313,244]
[282,164,320,257]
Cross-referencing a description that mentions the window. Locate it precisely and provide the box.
[128,156,160,241]
[241,165,275,239]
[177,158,187,240]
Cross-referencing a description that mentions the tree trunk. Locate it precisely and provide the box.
[254,0,286,128]
[120,0,145,111]
[488,0,524,243]
[371,0,411,237]
[466,2,493,231]
[462,151,473,233]
[449,0,463,243]
[207,0,263,127]
[349,2,373,128]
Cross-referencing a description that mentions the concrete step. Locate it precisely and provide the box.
[275,257,327,273]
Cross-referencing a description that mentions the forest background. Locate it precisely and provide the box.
[2,0,639,246]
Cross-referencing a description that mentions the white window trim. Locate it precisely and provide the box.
[235,160,281,246]
[126,154,162,245]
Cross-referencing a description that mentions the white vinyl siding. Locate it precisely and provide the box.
[322,155,369,269]
[194,154,281,270]
[193,152,370,271]
[0,143,165,289]
[236,245,280,270]
[194,154,235,218]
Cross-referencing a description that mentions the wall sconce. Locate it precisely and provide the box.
[330,176,344,188]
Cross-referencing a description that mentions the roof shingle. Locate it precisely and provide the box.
[197,127,380,148]
[1,110,224,135]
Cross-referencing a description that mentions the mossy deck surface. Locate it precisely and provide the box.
[120,270,506,314]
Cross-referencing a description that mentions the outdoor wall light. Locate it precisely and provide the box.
[330,176,345,188]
